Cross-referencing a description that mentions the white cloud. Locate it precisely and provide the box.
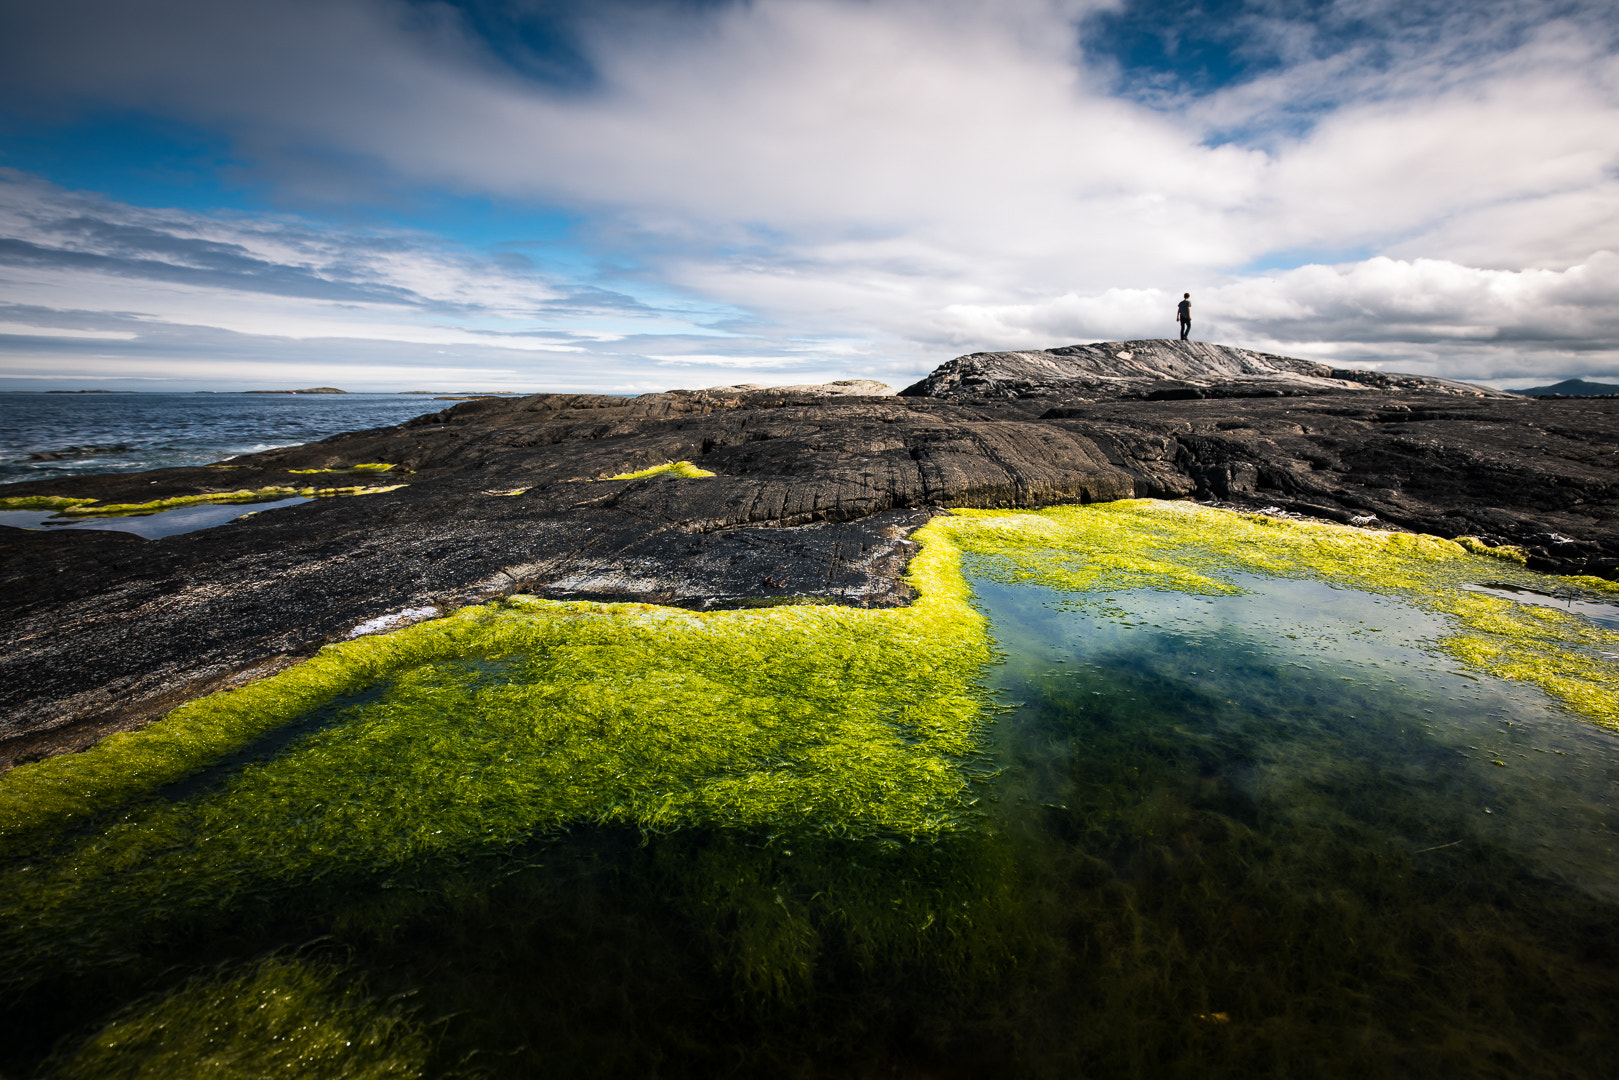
[0,0,1616,388]
[0,323,137,340]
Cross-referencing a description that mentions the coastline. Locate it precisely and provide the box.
[3,339,1616,766]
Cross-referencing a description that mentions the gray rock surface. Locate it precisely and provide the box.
[901,339,1515,402]
[2,354,1615,766]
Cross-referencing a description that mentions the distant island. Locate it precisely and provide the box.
[243,387,347,395]
[1508,378,1619,396]
[43,389,127,394]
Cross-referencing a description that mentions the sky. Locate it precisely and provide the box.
[0,0,1615,393]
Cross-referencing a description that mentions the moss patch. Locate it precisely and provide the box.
[600,460,715,480]
[0,496,99,511]
[45,957,428,1080]
[288,463,398,475]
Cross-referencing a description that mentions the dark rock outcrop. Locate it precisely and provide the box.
[2,341,1615,766]
[900,339,1515,401]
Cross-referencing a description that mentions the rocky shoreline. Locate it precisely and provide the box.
[3,339,1616,767]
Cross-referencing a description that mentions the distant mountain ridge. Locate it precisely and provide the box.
[1508,379,1619,397]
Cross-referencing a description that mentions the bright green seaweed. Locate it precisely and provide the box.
[288,463,399,475]
[0,522,990,988]
[0,496,98,511]
[599,460,715,480]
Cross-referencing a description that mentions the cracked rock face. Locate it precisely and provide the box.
[2,355,1615,765]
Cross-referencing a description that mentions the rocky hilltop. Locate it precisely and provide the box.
[902,339,1515,401]
[2,340,1615,766]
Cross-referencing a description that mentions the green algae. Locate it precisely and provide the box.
[1456,535,1528,564]
[43,485,406,518]
[0,496,98,511]
[935,500,1619,734]
[45,957,428,1080]
[288,463,398,474]
[599,460,715,480]
[0,520,990,987]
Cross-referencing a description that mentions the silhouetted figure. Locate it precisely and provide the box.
[1177,293,1191,341]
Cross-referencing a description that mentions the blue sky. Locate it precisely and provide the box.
[0,0,1615,391]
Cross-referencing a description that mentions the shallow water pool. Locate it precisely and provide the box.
[980,572,1619,905]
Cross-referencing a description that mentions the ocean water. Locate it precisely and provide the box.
[0,392,450,485]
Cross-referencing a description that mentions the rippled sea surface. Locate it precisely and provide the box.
[0,392,446,483]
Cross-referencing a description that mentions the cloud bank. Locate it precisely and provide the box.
[1,0,1615,390]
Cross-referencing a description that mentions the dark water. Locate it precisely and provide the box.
[0,393,443,484]
[5,573,1619,1078]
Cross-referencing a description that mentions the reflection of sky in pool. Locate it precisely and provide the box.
[1463,582,1619,631]
[0,496,310,539]
[975,571,1619,905]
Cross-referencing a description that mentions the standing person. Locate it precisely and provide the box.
[1176,293,1192,341]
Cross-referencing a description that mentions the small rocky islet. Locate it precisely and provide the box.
[2,338,1617,766]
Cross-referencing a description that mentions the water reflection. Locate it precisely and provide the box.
[1463,581,1619,631]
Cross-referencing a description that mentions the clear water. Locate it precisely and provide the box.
[0,497,312,539]
[0,392,442,484]
[980,574,1619,905]
[4,570,1618,1077]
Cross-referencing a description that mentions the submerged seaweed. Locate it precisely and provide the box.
[599,460,716,480]
[43,956,429,1080]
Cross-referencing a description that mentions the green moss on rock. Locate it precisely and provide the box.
[0,496,99,511]
[600,461,716,480]
[288,463,398,475]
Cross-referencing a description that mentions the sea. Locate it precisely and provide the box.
[0,392,457,486]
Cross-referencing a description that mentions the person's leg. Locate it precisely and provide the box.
[1180,320,1189,341]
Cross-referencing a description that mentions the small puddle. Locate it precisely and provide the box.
[1464,582,1619,630]
[0,496,312,539]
